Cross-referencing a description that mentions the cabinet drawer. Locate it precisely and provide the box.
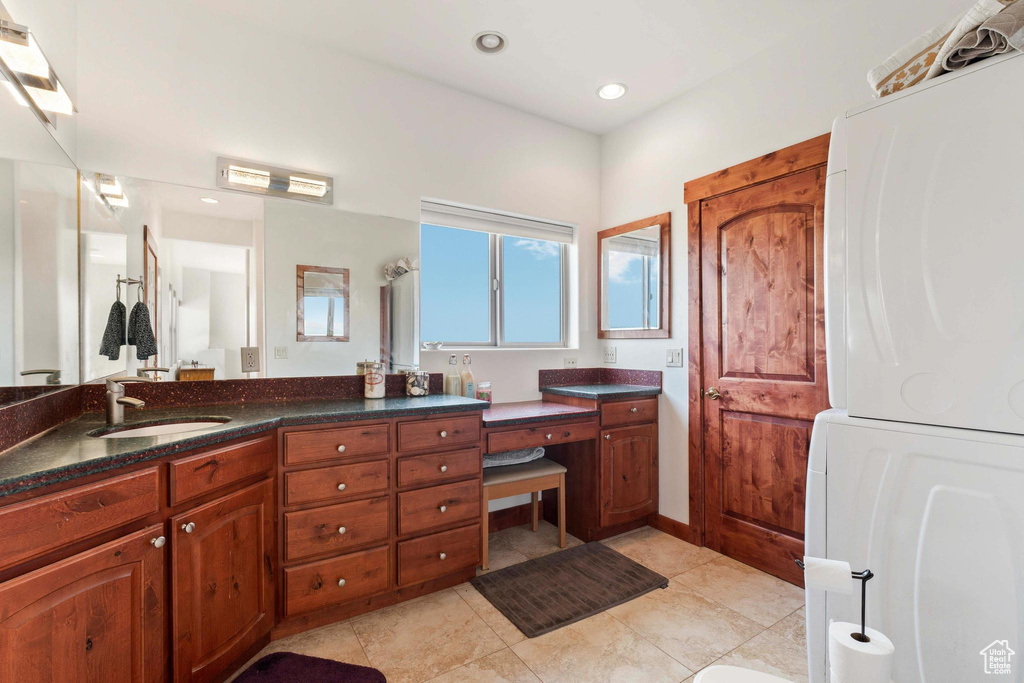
[397,480,480,536]
[284,460,389,506]
[601,398,658,427]
[284,546,390,616]
[0,468,160,571]
[169,435,275,505]
[398,524,480,586]
[283,423,389,466]
[397,415,480,453]
[486,420,598,453]
[284,496,389,562]
[397,448,481,489]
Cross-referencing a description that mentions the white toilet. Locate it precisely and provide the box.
[694,665,792,683]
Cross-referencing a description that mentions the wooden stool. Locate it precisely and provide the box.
[481,458,567,570]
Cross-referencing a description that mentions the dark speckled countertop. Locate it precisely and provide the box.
[482,400,600,427]
[540,383,662,399]
[0,394,486,499]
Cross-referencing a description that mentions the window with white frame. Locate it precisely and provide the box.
[419,200,573,347]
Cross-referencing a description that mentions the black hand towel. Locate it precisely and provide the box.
[128,301,158,361]
[99,300,126,360]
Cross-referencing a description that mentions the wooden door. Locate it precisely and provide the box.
[172,479,274,683]
[700,167,827,585]
[600,423,658,527]
[0,525,167,682]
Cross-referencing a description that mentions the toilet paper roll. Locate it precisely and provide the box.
[803,556,854,594]
[829,621,894,683]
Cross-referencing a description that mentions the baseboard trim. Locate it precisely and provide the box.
[488,503,533,532]
[648,513,701,546]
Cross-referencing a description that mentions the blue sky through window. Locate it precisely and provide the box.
[420,224,490,342]
[502,236,561,343]
[607,251,644,328]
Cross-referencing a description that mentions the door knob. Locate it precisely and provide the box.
[439,505,447,513]
[630,407,639,413]
[704,387,721,400]
[181,522,195,534]
[440,465,448,472]
[337,578,346,587]
[440,430,448,438]
[150,536,166,548]
[604,434,611,440]
[337,444,346,453]
[337,483,347,491]
[439,552,447,560]
[545,434,552,440]
[338,526,347,535]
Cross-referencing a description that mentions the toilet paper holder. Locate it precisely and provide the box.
[796,558,875,643]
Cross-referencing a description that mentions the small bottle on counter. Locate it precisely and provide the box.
[444,354,462,396]
[461,354,476,399]
[363,361,385,398]
[476,381,492,403]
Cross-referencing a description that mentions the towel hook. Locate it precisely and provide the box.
[137,278,144,304]
[116,275,122,302]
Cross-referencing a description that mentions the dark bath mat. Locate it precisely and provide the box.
[233,652,386,683]
[470,541,668,638]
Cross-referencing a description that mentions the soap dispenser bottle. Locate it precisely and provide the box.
[461,354,476,399]
[444,354,462,396]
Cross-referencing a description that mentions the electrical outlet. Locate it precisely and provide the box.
[241,346,260,373]
[563,358,578,369]
[603,346,617,364]
[274,346,289,360]
[666,348,684,368]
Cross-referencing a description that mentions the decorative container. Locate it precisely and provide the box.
[405,370,430,397]
[476,381,492,403]
[362,362,386,398]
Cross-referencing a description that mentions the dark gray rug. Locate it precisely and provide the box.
[470,542,668,638]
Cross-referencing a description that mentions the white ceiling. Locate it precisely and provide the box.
[121,178,263,222]
[205,0,841,133]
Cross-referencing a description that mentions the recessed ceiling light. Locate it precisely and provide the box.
[473,31,507,55]
[200,197,220,204]
[597,83,628,100]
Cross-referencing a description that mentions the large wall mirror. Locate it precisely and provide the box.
[74,176,421,383]
[598,212,671,339]
[0,76,80,408]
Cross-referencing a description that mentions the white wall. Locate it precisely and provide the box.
[598,0,969,524]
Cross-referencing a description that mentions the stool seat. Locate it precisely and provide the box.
[483,458,567,487]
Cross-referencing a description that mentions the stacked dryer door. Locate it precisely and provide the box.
[830,53,1024,434]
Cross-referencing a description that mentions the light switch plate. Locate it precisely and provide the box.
[241,347,260,373]
[274,346,289,360]
[564,358,578,369]
[666,348,684,367]
[603,346,617,364]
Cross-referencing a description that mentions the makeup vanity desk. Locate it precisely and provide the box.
[482,383,661,542]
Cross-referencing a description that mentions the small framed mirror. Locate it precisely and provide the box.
[297,265,350,341]
[598,212,670,339]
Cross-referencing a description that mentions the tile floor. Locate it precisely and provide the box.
[232,523,808,683]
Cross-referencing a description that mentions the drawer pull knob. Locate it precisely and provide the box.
[563,431,571,437]
[338,526,347,535]
[440,430,448,438]
[150,536,166,548]
[439,505,448,513]
[338,578,347,588]
[604,434,611,440]
[545,434,552,440]
[181,522,196,534]
[439,552,447,560]
[337,444,347,453]
[440,464,448,473]
[337,483,347,491]
[630,407,639,413]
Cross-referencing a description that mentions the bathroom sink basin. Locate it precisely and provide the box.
[94,419,231,439]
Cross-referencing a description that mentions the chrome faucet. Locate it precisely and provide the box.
[20,368,61,385]
[137,367,170,378]
[105,376,156,425]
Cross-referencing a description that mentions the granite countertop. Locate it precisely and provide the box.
[539,383,662,399]
[0,394,487,499]
[482,400,600,428]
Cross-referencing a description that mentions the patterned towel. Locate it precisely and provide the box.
[868,0,1018,98]
[127,301,158,361]
[99,300,126,360]
[943,0,1024,70]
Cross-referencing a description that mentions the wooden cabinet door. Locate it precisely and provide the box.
[171,479,274,683]
[0,525,168,683]
[600,423,658,527]
[700,167,828,585]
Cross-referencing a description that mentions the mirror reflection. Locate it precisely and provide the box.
[598,213,670,339]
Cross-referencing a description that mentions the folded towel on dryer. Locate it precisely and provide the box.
[99,300,126,360]
[943,0,1024,70]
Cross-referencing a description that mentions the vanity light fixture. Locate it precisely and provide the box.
[597,83,627,100]
[0,7,75,125]
[216,156,334,205]
[200,197,219,204]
